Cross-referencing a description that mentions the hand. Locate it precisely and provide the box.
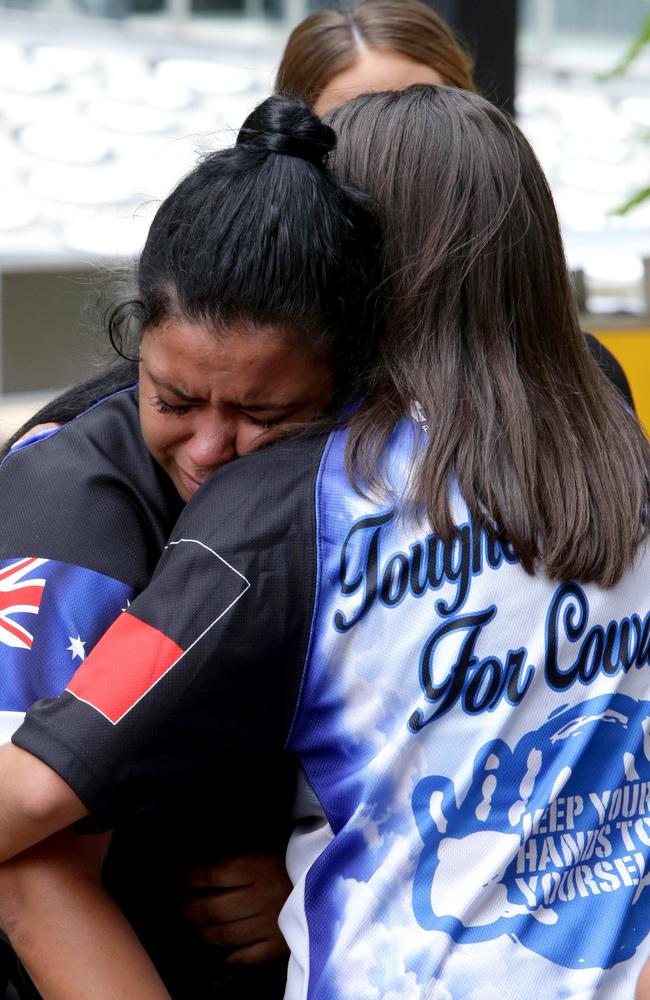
[183,853,292,965]
[638,955,650,1000]
[14,423,60,446]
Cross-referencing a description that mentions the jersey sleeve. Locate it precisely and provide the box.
[0,389,181,744]
[12,432,327,830]
[0,556,134,744]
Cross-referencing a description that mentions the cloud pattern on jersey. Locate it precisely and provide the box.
[307,692,646,997]
[289,426,650,998]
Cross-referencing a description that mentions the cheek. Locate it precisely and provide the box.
[140,409,185,460]
[235,423,268,456]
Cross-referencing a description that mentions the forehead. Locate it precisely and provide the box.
[140,318,329,400]
[315,48,444,115]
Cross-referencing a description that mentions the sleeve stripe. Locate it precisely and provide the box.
[65,539,251,726]
[66,612,183,724]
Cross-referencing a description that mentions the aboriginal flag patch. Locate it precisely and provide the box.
[66,538,250,724]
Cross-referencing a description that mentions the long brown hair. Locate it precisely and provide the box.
[328,84,650,587]
[275,0,475,106]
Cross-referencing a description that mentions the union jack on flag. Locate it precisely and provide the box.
[0,553,134,721]
[0,557,48,650]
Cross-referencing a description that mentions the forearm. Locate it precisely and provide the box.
[0,743,86,862]
[638,956,650,1000]
[0,829,171,1000]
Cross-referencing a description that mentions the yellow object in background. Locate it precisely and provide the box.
[595,329,650,434]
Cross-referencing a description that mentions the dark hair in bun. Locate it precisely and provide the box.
[237,95,335,167]
[107,95,382,410]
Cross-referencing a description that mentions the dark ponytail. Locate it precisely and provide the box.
[237,97,336,165]
[328,85,650,587]
[109,95,382,411]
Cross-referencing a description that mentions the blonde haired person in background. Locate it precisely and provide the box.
[276,0,475,115]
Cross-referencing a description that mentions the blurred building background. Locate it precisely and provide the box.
[1,0,650,438]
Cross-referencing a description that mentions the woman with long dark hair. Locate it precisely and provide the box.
[0,84,648,997]
[0,95,380,1000]
[331,84,646,586]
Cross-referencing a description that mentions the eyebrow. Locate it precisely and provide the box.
[149,375,203,403]
[234,401,296,412]
[148,373,296,411]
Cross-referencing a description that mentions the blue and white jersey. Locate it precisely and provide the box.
[16,419,650,999]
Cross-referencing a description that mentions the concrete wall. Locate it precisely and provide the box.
[0,268,118,393]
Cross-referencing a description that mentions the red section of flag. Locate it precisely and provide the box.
[66,612,183,724]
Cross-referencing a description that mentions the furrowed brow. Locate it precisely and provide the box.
[235,401,294,412]
[148,373,203,403]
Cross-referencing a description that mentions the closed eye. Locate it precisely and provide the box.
[151,394,191,418]
[245,415,285,429]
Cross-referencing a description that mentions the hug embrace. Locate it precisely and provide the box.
[0,5,649,999]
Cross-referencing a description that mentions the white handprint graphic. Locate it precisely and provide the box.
[421,746,557,928]
[412,694,650,969]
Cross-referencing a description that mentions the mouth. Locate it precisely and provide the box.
[176,466,207,498]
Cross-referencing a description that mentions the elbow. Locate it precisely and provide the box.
[0,746,87,861]
[17,768,77,826]
[15,758,86,831]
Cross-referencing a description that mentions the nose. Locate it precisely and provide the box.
[183,419,237,473]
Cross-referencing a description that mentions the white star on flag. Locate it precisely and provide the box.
[121,598,131,613]
[67,635,86,661]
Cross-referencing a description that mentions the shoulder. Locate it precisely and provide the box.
[583,332,634,410]
[4,385,141,466]
[134,431,335,714]
[172,429,332,549]
[0,387,183,588]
